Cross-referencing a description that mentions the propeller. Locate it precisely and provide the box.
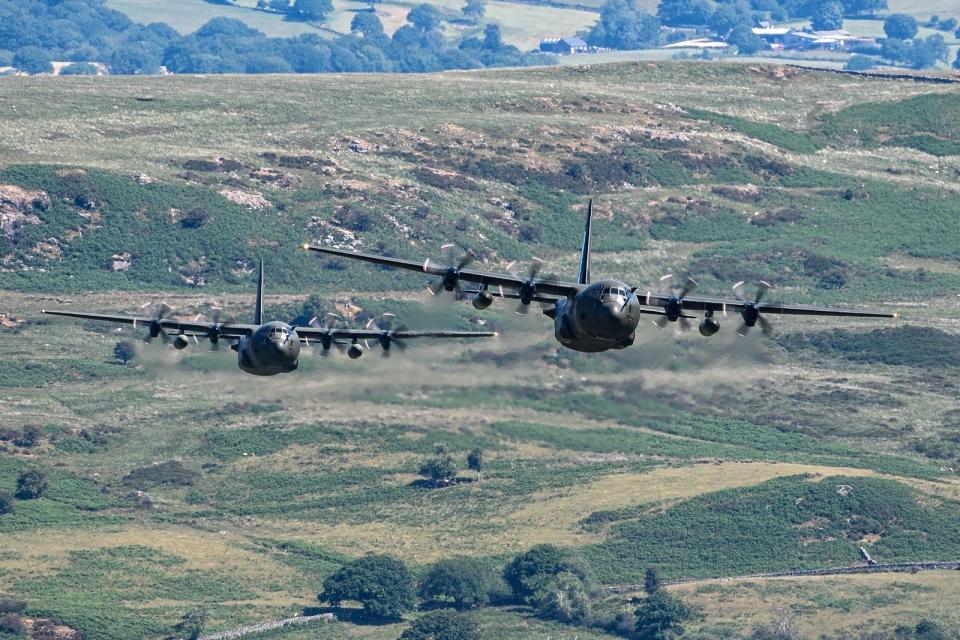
[653,275,698,332]
[427,244,477,298]
[732,280,774,336]
[309,313,347,357]
[365,313,410,358]
[510,257,544,315]
[194,305,225,350]
[140,302,173,344]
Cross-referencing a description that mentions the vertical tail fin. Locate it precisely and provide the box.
[577,199,593,285]
[254,258,264,325]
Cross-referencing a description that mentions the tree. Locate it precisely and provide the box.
[531,571,591,623]
[399,610,480,640]
[482,24,503,50]
[657,0,712,27]
[0,492,14,516]
[954,48,960,70]
[884,13,918,39]
[644,567,662,594]
[709,1,751,36]
[408,4,442,31]
[295,0,334,21]
[419,557,497,608]
[12,46,53,74]
[634,590,696,640]
[881,37,912,62]
[114,341,136,365]
[269,0,291,12]
[910,34,948,68]
[587,0,661,50]
[463,0,486,23]
[727,24,765,53]
[319,555,415,619]
[175,609,208,640]
[419,444,457,485]
[841,0,886,17]
[466,449,483,482]
[503,544,592,602]
[16,468,48,500]
[844,53,875,70]
[110,47,162,74]
[60,62,98,76]
[352,12,385,38]
[811,0,844,31]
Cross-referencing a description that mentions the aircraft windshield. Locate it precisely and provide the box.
[602,286,629,305]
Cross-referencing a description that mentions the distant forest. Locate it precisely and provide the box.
[0,0,552,75]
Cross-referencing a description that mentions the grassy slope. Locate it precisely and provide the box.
[1,63,959,638]
[106,0,598,49]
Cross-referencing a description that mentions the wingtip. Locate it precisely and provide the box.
[303,243,310,251]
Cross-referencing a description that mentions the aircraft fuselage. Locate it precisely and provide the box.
[550,279,640,352]
[236,321,301,376]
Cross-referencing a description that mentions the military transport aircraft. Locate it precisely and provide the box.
[42,259,495,375]
[306,202,897,353]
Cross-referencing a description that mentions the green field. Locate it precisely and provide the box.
[106,0,598,49]
[1,63,959,638]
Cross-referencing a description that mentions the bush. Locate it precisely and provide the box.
[60,62,98,76]
[0,613,25,636]
[399,610,480,640]
[531,571,591,623]
[0,601,26,614]
[418,445,457,485]
[122,461,199,489]
[113,341,136,365]
[319,554,415,619]
[844,54,875,71]
[15,468,48,500]
[0,492,12,515]
[634,590,696,639]
[418,557,499,608]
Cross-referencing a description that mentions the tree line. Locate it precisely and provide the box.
[0,0,551,76]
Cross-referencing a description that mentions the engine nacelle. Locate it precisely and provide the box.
[472,290,494,310]
[698,317,720,337]
[347,343,364,359]
[172,334,190,350]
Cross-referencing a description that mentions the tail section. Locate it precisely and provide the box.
[577,199,593,285]
[254,258,264,325]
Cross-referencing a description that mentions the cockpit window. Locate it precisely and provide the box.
[602,286,628,302]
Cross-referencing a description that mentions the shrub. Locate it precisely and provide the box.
[0,492,12,515]
[15,468,48,500]
[113,341,136,364]
[400,610,480,640]
[635,590,696,639]
[122,461,199,489]
[0,613,25,636]
[418,445,457,485]
[0,601,26,614]
[531,571,591,623]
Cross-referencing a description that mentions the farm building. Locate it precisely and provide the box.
[540,36,590,55]
[783,29,875,51]
[663,38,730,50]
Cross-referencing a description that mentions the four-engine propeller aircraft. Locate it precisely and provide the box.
[42,259,495,375]
[306,202,897,353]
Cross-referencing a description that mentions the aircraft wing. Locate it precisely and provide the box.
[640,293,898,319]
[295,326,496,343]
[305,245,582,298]
[41,310,258,337]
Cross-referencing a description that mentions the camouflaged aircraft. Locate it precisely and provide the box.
[306,201,896,353]
[42,259,495,375]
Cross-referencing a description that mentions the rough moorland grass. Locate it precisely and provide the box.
[820,93,960,157]
[585,474,960,583]
[684,107,824,153]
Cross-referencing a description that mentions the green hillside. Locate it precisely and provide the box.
[1,63,959,639]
